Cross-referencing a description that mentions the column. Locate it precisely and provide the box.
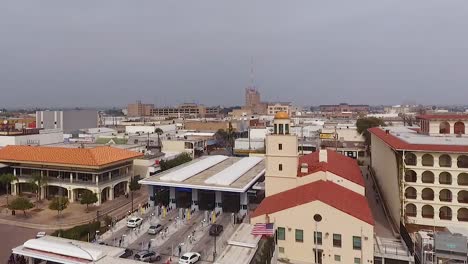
[95,174,99,186]
[109,186,114,201]
[215,191,223,213]
[69,189,75,203]
[11,182,17,196]
[191,189,199,211]
[70,173,73,183]
[169,187,176,209]
[109,172,112,181]
[96,191,101,206]
[40,186,46,200]
[239,192,249,215]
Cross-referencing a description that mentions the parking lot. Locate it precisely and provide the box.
[102,208,239,263]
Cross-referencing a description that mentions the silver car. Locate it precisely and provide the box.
[134,251,161,262]
[148,224,163,235]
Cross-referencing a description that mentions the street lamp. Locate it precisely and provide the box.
[68,242,95,264]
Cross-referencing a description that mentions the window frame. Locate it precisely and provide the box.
[277,227,285,241]
[313,231,322,245]
[352,236,362,250]
[278,143,283,150]
[295,229,304,243]
[279,164,283,171]
[333,233,342,248]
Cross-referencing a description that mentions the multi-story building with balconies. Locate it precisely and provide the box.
[369,114,468,229]
[0,145,143,205]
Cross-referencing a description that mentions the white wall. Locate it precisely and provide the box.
[0,130,64,147]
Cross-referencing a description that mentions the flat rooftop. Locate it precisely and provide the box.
[139,155,265,192]
[369,126,468,153]
[215,223,261,264]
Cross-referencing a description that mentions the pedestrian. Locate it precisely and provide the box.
[178,244,182,257]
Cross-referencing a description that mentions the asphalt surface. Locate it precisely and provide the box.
[0,224,39,262]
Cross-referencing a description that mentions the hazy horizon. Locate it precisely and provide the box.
[2,1,468,108]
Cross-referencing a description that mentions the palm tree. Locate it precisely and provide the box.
[155,128,164,150]
[0,173,17,206]
[30,171,48,202]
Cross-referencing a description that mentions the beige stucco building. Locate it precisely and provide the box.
[251,112,374,264]
[369,114,468,229]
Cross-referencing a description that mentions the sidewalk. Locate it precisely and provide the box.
[0,190,148,230]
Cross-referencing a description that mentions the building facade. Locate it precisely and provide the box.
[244,87,267,114]
[319,103,369,114]
[267,102,292,116]
[36,110,98,133]
[369,115,468,229]
[251,112,374,264]
[0,145,142,205]
[150,103,220,118]
[127,100,154,117]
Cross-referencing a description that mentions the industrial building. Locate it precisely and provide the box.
[139,155,265,216]
[36,110,99,133]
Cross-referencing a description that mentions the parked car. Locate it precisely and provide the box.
[148,224,163,235]
[120,249,134,259]
[127,216,143,228]
[178,252,201,264]
[209,224,223,236]
[134,250,161,262]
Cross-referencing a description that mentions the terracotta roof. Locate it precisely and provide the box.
[0,145,143,167]
[252,180,374,225]
[369,127,468,153]
[416,114,468,121]
[297,150,365,186]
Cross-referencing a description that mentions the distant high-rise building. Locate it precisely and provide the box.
[127,100,154,117]
[244,87,267,114]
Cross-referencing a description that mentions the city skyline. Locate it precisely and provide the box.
[2,1,468,108]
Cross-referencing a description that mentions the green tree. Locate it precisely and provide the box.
[49,197,69,216]
[159,153,192,171]
[0,173,17,206]
[356,117,386,145]
[9,196,34,216]
[155,128,164,149]
[30,171,48,202]
[129,177,141,213]
[80,191,98,212]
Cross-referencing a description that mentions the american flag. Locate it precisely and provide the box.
[252,223,275,236]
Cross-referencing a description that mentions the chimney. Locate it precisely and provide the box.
[319,149,328,163]
[300,163,309,173]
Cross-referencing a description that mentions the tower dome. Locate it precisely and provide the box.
[274,111,289,120]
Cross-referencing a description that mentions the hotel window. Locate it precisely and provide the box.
[279,164,283,171]
[314,231,322,245]
[333,234,342,247]
[295,229,304,242]
[278,143,283,150]
[353,236,362,250]
[334,255,341,262]
[354,257,361,264]
[277,227,285,240]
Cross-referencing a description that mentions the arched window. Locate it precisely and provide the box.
[422,205,434,218]
[439,206,452,220]
[458,190,468,204]
[405,170,417,183]
[405,187,417,199]
[439,155,452,168]
[439,172,452,185]
[457,155,468,168]
[405,153,417,166]
[454,121,465,134]
[421,171,434,183]
[405,204,417,217]
[439,121,450,134]
[421,188,434,200]
[439,189,452,202]
[458,173,468,186]
[421,154,434,167]
[458,208,468,222]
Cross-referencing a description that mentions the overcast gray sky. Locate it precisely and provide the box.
[1,1,468,108]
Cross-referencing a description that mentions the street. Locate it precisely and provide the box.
[0,224,38,262]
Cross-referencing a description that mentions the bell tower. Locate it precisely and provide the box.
[265,112,299,196]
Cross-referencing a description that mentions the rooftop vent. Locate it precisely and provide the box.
[300,163,308,173]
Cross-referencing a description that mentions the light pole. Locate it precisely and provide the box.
[69,242,95,264]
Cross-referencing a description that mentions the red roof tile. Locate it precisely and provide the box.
[369,127,468,153]
[0,145,143,167]
[417,114,468,121]
[252,180,374,225]
[298,150,365,186]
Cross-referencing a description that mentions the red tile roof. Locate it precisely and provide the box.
[298,150,365,186]
[0,145,143,167]
[369,127,468,153]
[417,114,468,121]
[252,180,374,225]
